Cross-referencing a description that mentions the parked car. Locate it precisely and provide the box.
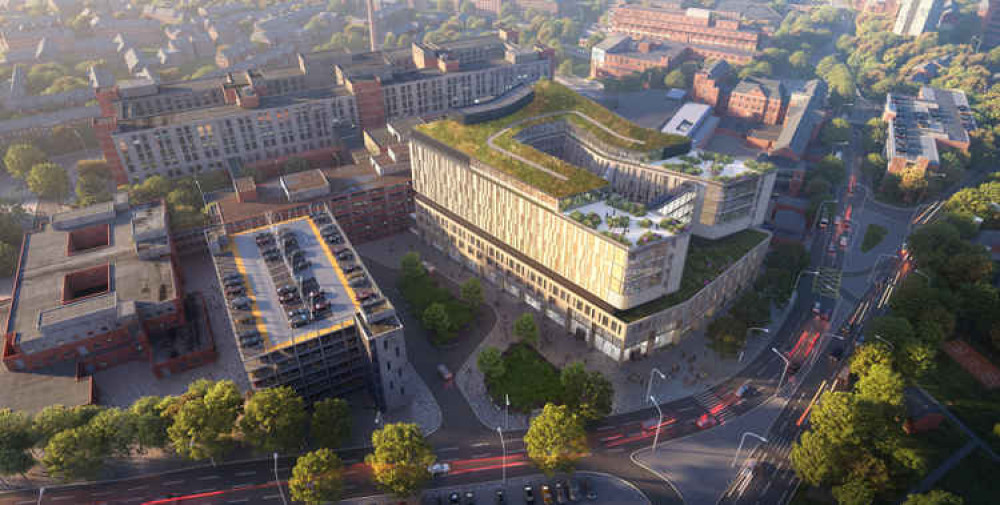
[240,335,262,347]
[223,276,243,288]
[255,233,274,246]
[230,297,251,310]
[313,214,332,225]
[287,308,309,319]
[222,272,243,282]
[541,485,553,505]
[523,485,535,505]
[839,235,849,249]
[301,277,319,296]
[279,292,300,305]
[437,364,453,381]
[292,259,310,272]
[277,284,297,296]
[449,493,460,504]
[225,285,246,297]
[235,314,254,325]
[289,314,309,328]
[812,301,821,314]
[829,346,844,362]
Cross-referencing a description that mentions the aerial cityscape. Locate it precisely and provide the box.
[0,0,997,504]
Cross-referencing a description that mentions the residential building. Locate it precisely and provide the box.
[727,77,785,125]
[893,0,953,36]
[93,33,553,185]
[2,197,216,376]
[980,0,1000,48]
[590,37,686,79]
[609,4,761,54]
[208,208,408,408]
[692,60,731,108]
[410,81,774,362]
[882,86,976,175]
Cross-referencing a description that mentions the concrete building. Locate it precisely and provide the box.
[93,33,554,185]
[893,0,953,36]
[882,86,976,176]
[2,198,216,376]
[609,4,761,55]
[209,208,408,408]
[661,102,717,148]
[410,81,774,362]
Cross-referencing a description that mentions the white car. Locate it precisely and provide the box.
[428,462,450,477]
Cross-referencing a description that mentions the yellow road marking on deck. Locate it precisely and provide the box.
[230,242,271,348]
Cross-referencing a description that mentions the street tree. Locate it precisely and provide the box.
[663,69,686,89]
[168,380,243,462]
[706,316,748,357]
[422,303,453,339]
[514,313,539,347]
[3,144,46,179]
[238,386,307,454]
[366,422,436,497]
[821,117,851,146]
[460,278,484,310]
[0,409,36,477]
[832,477,878,505]
[290,449,344,504]
[855,362,905,407]
[524,403,588,475]
[790,430,844,487]
[32,404,101,447]
[26,162,69,201]
[129,396,170,452]
[311,397,351,449]
[477,346,505,382]
[902,490,965,505]
[400,252,425,281]
[87,408,138,457]
[560,363,613,423]
[41,425,107,481]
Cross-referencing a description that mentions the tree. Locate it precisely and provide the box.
[290,449,344,504]
[791,430,843,487]
[477,346,505,382]
[855,363,904,407]
[0,242,17,277]
[32,404,100,447]
[849,342,892,378]
[832,477,877,505]
[514,313,539,347]
[560,363,613,423]
[75,159,113,205]
[789,50,811,74]
[460,278,484,310]
[366,423,435,496]
[26,162,69,201]
[422,303,453,338]
[663,69,686,89]
[557,59,574,76]
[0,409,36,477]
[730,291,770,328]
[311,397,351,449]
[902,490,964,505]
[400,252,425,281]
[3,144,46,179]
[524,403,589,475]
[168,380,243,462]
[41,425,108,481]
[706,316,748,357]
[129,396,170,452]
[821,117,851,146]
[238,386,307,454]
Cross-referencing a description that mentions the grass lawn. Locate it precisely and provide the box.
[860,224,887,252]
[938,449,998,505]
[919,353,1000,454]
[484,342,562,412]
[399,273,474,346]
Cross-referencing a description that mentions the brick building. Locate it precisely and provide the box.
[882,87,975,176]
[609,4,761,54]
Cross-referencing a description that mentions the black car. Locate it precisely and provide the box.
[830,346,844,362]
[287,308,310,319]
[279,292,300,305]
[282,241,300,253]
[313,214,332,225]
[289,314,309,328]
[277,284,297,296]
[223,277,243,288]
[523,485,535,505]
[292,259,310,272]
[240,335,262,347]
[286,249,305,261]
[225,285,246,297]
[222,272,243,282]
[495,490,505,505]
[325,235,344,245]
[255,233,274,246]
[301,277,319,296]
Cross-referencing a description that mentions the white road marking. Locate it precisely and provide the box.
[235,470,257,477]
[439,447,460,452]
[51,496,73,501]
[472,452,492,458]
[197,475,221,480]
[127,485,148,491]
[263,495,282,500]
[162,480,184,486]
[228,500,250,504]
[472,442,490,447]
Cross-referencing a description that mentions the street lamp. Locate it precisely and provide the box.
[732,432,768,467]
[274,453,289,505]
[646,368,666,404]
[649,395,664,453]
[740,328,769,362]
[874,334,894,350]
[496,426,507,485]
[36,487,44,505]
[772,347,791,395]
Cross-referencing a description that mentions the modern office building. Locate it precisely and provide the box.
[882,86,976,176]
[410,80,774,362]
[2,196,216,376]
[208,208,408,408]
[93,32,554,185]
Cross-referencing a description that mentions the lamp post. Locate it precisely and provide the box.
[497,426,507,484]
[36,487,44,505]
[649,395,664,453]
[874,334,894,350]
[741,328,769,362]
[274,452,289,505]
[772,347,791,395]
[646,368,666,404]
[505,394,510,431]
[732,432,768,467]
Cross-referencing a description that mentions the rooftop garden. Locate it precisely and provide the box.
[654,151,777,182]
[616,228,770,322]
[415,80,690,198]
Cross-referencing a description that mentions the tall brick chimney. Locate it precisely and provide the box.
[366,0,378,52]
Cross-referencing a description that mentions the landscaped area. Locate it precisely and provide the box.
[398,254,475,346]
[415,80,689,198]
[861,224,888,252]
[919,353,1000,453]
[939,448,996,504]
[617,228,770,322]
[483,342,563,412]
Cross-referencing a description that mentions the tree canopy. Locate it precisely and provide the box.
[366,423,435,496]
[238,386,307,454]
[167,380,243,462]
[514,313,539,347]
[290,449,344,505]
[4,144,47,179]
[27,162,70,201]
[310,397,351,449]
[524,403,589,475]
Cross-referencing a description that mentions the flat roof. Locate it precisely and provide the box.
[9,203,176,346]
[663,103,712,136]
[886,87,975,164]
[229,217,358,351]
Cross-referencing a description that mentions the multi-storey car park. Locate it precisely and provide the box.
[92,31,553,185]
[410,80,775,362]
[207,206,407,408]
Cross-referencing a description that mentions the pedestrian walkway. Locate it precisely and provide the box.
[909,441,978,495]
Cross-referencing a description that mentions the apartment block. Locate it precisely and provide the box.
[208,209,408,408]
[411,81,774,362]
[93,33,554,185]
[609,4,761,54]
[882,87,976,176]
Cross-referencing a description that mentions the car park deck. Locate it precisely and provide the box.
[230,216,359,352]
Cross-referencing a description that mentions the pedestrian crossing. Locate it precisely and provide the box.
[694,389,738,424]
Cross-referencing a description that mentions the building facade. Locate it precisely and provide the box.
[609,4,760,54]
[882,86,975,176]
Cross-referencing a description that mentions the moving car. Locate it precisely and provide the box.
[696,413,718,429]
[541,485,553,505]
[568,480,581,502]
[437,364,453,381]
[523,485,536,505]
[449,493,460,504]
[839,235,849,249]
[736,384,755,398]
[428,462,450,477]
[555,481,567,504]
[495,490,505,505]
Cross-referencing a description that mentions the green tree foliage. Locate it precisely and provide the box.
[311,397,351,449]
[129,396,170,452]
[706,315,748,357]
[477,346,505,381]
[27,162,69,201]
[514,313,539,347]
[460,278,484,309]
[3,143,47,179]
[730,291,770,328]
[524,403,589,475]
[366,423,435,497]
[168,380,243,462]
[75,159,113,205]
[663,69,687,89]
[0,409,36,477]
[902,490,964,505]
[850,343,894,378]
[41,425,108,481]
[238,386,307,454]
[559,363,613,423]
[855,363,905,407]
[33,404,100,447]
[821,117,851,146]
[0,241,18,277]
[400,251,425,281]
[422,302,453,339]
[290,449,344,504]
[945,178,1000,228]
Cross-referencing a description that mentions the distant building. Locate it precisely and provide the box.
[893,0,953,36]
[589,37,686,79]
[882,86,976,176]
[980,0,1000,48]
[609,4,760,55]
